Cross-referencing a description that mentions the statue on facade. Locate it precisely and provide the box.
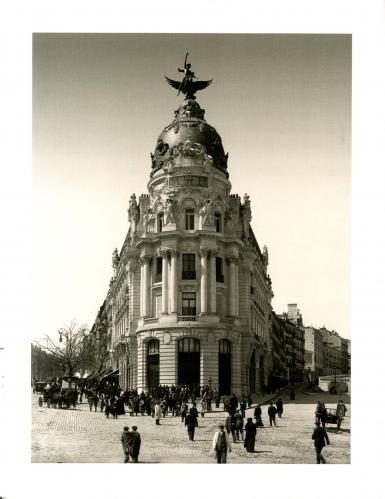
[199,199,214,226]
[112,248,119,270]
[164,198,176,226]
[225,208,235,233]
[127,194,140,240]
[165,52,213,100]
[142,208,155,233]
[262,245,269,267]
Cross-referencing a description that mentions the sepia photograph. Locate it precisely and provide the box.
[31,33,352,464]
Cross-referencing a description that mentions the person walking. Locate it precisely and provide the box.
[240,397,247,418]
[234,410,244,441]
[268,403,277,427]
[200,397,207,417]
[212,424,232,463]
[129,425,141,463]
[312,421,330,463]
[88,393,94,412]
[276,398,283,418]
[121,426,132,463]
[185,408,198,441]
[254,404,264,427]
[244,417,257,453]
[336,400,348,430]
[154,401,162,425]
[225,413,236,442]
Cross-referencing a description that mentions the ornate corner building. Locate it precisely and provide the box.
[94,62,274,396]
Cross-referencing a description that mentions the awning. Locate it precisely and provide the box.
[101,369,119,379]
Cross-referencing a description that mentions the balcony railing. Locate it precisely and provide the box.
[178,315,197,322]
[182,270,196,280]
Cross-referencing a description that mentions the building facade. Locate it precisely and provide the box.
[96,70,273,396]
[304,326,324,378]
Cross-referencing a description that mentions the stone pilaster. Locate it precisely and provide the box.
[160,249,169,314]
[209,250,218,314]
[199,248,210,314]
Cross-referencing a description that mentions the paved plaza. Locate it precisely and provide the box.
[32,389,350,464]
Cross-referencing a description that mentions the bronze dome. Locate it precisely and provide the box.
[151,99,228,177]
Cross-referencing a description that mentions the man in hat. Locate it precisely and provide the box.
[185,407,198,440]
[129,425,141,463]
[312,421,330,463]
[212,424,232,463]
[120,426,132,463]
[268,402,277,427]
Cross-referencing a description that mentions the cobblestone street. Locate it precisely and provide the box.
[32,390,350,463]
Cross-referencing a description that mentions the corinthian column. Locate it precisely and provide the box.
[227,256,237,316]
[141,255,151,317]
[199,249,210,314]
[160,249,169,314]
[169,249,179,313]
[209,250,218,313]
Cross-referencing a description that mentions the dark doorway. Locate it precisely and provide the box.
[249,350,256,394]
[178,338,200,386]
[218,339,231,395]
[147,339,159,389]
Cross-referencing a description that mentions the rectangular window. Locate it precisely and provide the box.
[185,209,194,230]
[182,253,196,280]
[216,257,224,282]
[155,294,162,318]
[182,292,196,316]
[155,257,162,282]
[158,213,164,232]
[214,212,221,233]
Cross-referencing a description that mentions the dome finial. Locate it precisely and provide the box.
[164,52,213,100]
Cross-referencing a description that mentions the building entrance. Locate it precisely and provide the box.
[178,338,200,386]
[218,339,231,395]
[147,339,159,389]
[259,356,265,393]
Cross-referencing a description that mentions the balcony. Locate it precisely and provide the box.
[178,316,197,322]
[182,270,196,280]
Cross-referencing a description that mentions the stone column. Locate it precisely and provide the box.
[169,250,179,313]
[161,249,169,314]
[140,262,144,317]
[209,250,218,313]
[227,256,236,316]
[141,256,151,317]
[199,249,209,314]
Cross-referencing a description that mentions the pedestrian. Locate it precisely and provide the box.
[154,401,162,425]
[212,424,232,463]
[225,413,236,442]
[105,399,111,419]
[268,403,277,427]
[336,400,348,430]
[312,421,330,464]
[100,394,106,413]
[234,410,244,441]
[181,401,188,423]
[121,426,132,463]
[290,388,295,400]
[247,394,252,408]
[93,393,99,412]
[254,404,264,427]
[129,425,141,463]
[185,408,198,441]
[200,398,206,417]
[240,397,247,418]
[276,398,283,418]
[88,394,94,412]
[244,417,257,453]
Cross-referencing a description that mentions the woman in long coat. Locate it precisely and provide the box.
[244,418,257,452]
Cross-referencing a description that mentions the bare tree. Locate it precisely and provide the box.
[34,321,93,379]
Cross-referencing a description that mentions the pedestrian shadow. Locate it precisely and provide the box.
[254,450,273,454]
[327,428,350,434]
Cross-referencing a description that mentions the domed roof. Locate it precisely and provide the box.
[151,99,228,177]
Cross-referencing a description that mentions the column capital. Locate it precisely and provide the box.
[226,255,239,264]
[139,255,152,265]
[209,249,219,258]
[159,247,170,258]
[169,249,179,258]
[199,248,210,258]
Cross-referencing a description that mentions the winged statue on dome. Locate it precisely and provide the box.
[165,52,213,100]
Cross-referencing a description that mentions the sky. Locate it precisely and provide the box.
[32,33,351,340]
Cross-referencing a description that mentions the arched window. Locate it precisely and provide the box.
[214,212,222,233]
[178,338,200,386]
[147,338,159,355]
[185,208,195,230]
[157,212,164,232]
